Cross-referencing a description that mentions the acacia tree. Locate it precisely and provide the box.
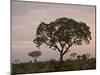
[77,55,81,60]
[28,51,41,63]
[70,53,77,60]
[82,53,90,60]
[33,17,91,63]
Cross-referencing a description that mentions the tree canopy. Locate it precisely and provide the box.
[33,17,91,62]
[28,51,41,62]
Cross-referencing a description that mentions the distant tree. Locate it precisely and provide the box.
[33,17,91,63]
[82,53,90,60]
[28,51,41,63]
[77,55,81,60]
[14,59,20,63]
[85,53,90,58]
[29,60,32,63]
[82,54,87,60]
[70,53,77,60]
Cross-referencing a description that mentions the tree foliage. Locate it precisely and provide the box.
[28,51,41,62]
[77,55,81,60]
[33,17,91,62]
[82,53,90,60]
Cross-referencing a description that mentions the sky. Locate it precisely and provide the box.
[12,1,96,63]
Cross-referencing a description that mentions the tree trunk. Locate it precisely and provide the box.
[59,53,64,63]
[34,57,37,63]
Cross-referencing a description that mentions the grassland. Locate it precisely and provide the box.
[11,58,96,75]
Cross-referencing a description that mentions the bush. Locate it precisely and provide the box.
[12,58,96,74]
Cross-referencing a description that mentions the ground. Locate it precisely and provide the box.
[12,58,96,75]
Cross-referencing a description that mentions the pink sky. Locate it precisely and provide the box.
[12,1,96,63]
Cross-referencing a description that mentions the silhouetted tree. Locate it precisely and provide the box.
[85,53,90,58]
[29,60,32,63]
[82,53,90,60]
[33,17,91,63]
[77,55,81,60]
[14,59,20,63]
[28,51,41,63]
[70,53,77,60]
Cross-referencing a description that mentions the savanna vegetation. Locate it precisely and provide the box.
[33,17,92,63]
[12,57,96,75]
[12,17,96,75]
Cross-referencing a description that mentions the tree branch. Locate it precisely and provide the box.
[59,41,63,48]
[45,42,61,53]
[62,36,79,55]
[62,44,72,55]
[54,42,62,52]
[59,41,64,52]
[49,35,62,53]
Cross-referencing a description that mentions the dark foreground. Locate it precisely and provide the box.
[12,58,96,75]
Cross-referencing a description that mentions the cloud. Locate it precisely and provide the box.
[12,41,34,49]
[12,1,95,16]
[12,1,96,62]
